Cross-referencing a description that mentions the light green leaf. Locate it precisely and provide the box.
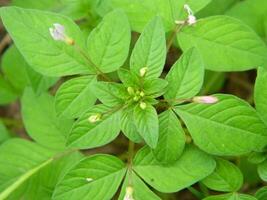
[118,68,139,87]
[203,193,257,200]
[92,82,128,107]
[121,106,143,143]
[143,78,168,98]
[256,186,267,200]
[118,170,160,200]
[255,67,267,124]
[7,152,83,200]
[152,109,185,164]
[178,16,267,71]
[202,158,243,192]
[109,0,211,32]
[165,48,204,100]
[130,16,166,79]
[2,45,57,94]
[0,76,18,105]
[248,152,267,164]
[67,104,121,149]
[22,88,72,150]
[1,6,91,76]
[55,76,97,118]
[134,104,159,148]
[175,94,267,156]
[87,9,130,73]
[52,154,126,200]
[133,145,215,193]
[0,139,55,199]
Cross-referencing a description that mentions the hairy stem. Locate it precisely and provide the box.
[166,23,185,52]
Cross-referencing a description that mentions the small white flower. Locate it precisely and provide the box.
[184,4,197,25]
[140,102,147,110]
[139,67,148,77]
[123,186,134,200]
[88,114,101,123]
[49,23,66,41]
[193,96,219,104]
[49,23,74,45]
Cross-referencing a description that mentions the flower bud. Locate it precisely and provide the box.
[193,96,218,104]
[140,102,147,110]
[86,177,93,182]
[139,67,148,77]
[88,114,101,123]
[187,15,197,25]
[123,186,134,200]
[140,91,145,97]
[133,96,140,102]
[127,87,135,95]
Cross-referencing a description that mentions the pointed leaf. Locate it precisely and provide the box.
[175,94,267,156]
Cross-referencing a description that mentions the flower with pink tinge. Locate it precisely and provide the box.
[193,96,219,104]
[49,23,74,45]
[49,23,66,41]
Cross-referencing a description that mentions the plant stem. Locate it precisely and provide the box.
[188,187,204,199]
[73,44,112,82]
[127,140,135,185]
[166,23,185,52]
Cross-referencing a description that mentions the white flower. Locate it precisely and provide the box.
[184,4,197,25]
[193,96,219,104]
[88,114,101,123]
[139,67,148,77]
[49,23,66,41]
[123,186,134,200]
[140,102,147,110]
[49,23,74,45]
[86,177,93,182]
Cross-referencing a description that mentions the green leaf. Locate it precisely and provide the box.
[143,78,168,98]
[109,0,211,32]
[121,106,143,143]
[226,0,267,38]
[203,193,257,200]
[55,76,97,118]
[118,68,139,87]
[118,170,160,200]
[165,48,204,100]
[258,160,267,181]
[22,88,72,150]
[1,7,91,76]
[255,67,267,124]
[11,0,60,10]
[256,186,267,200]
[67,104,121,149]
[52,154,126,200]
[0,76,18,105]
[7,152,83,200]
[202,158,243,192]
[175,94,267,156]
[248,152,267,164]
[152,109,185,164]
[178,16,267,71]
[2,45,57,94]
[133,145,215,193]
[0,139,55,199]
[130,16,166,79]
[87,9,131,73]
[0,121,10,144]
[92,82,128,107]
[134,104,159,148]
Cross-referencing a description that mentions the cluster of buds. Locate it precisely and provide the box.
[123,186,134,200]
[88,113,102,123]
[192,96,218,104]
[127,87,147,109]
[175,4,197,26]
[49,23,74,45]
